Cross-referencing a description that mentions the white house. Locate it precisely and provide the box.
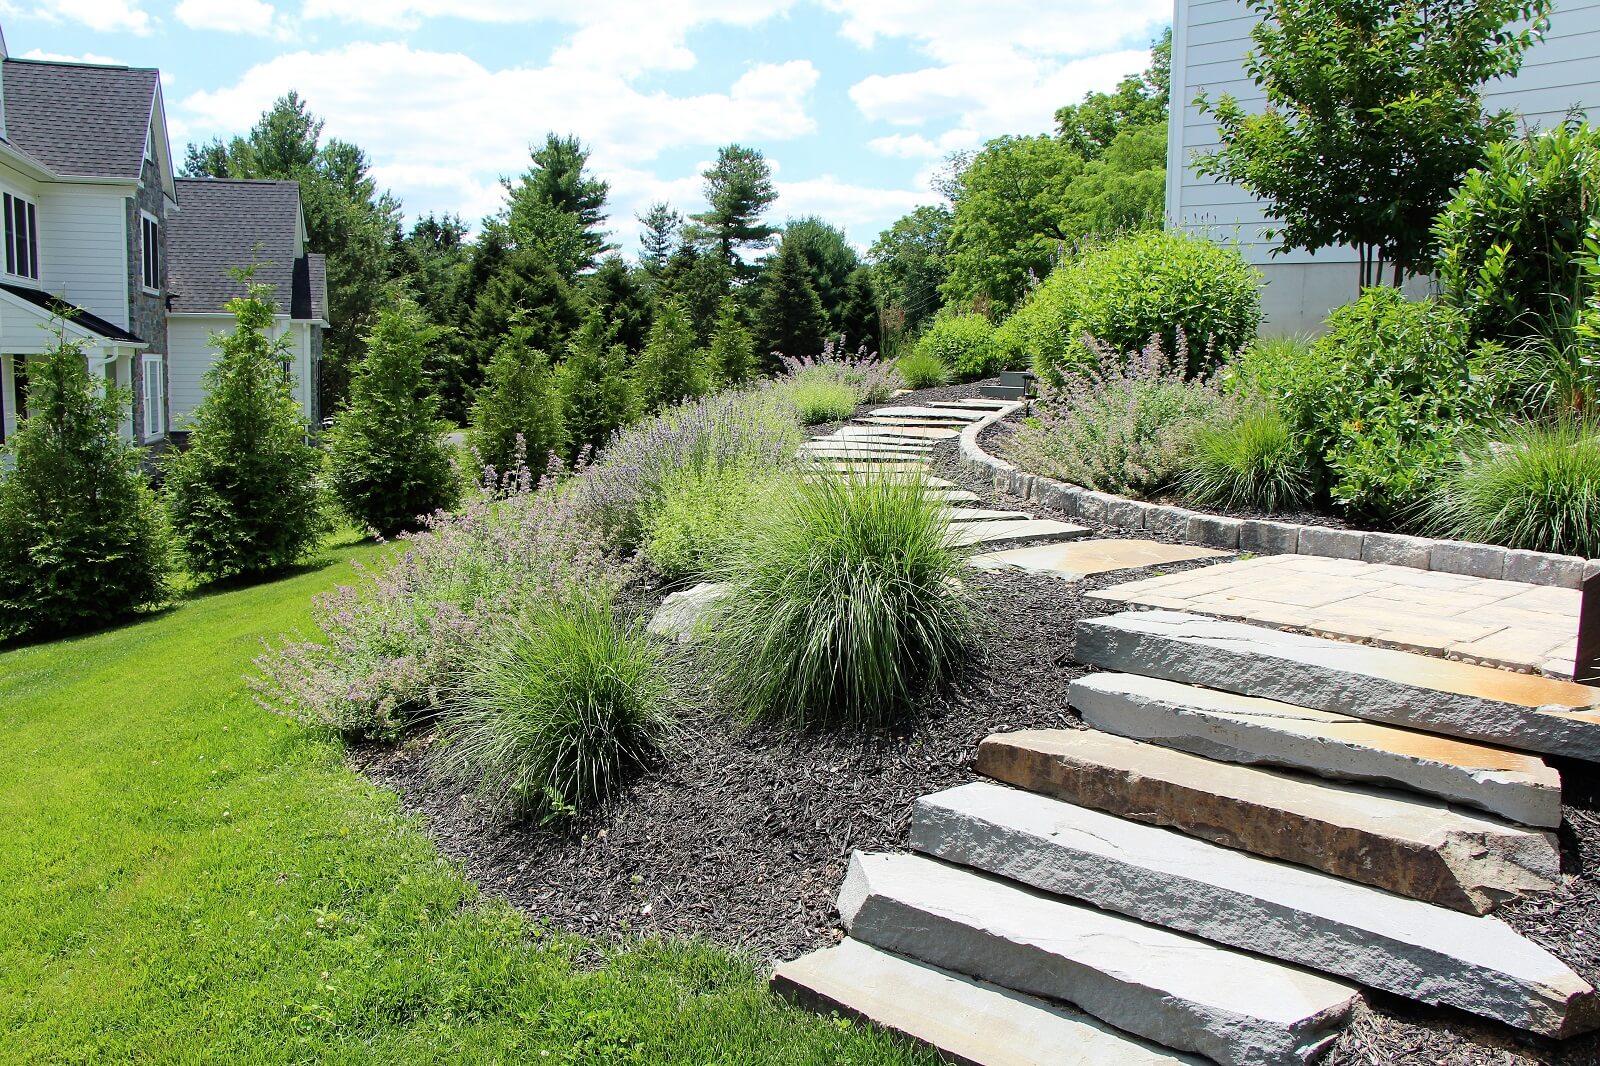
[0,24,326,448]
[1166,0,1600,332]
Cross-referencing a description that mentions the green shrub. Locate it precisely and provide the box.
[642,463,771,580]
[165,280,328,581]
[559,312,635,462]
[990,313,1031,372]
[1222,335,1320,398]
[434,597,670,819]
[0,330,171,640]
[1180,405,1314,513]
[773,342,901,424]
[915,313,998,381]
[1435,122,1600,346]
[1016,230,1262,384]
[471,326,566,478]
[782,376,858,425]
[325,298,460,536]
[707,471,973,729]
[1424,420,1600,556]
[634,301,707,413]
[1279,289,1491,518]
[1003,335,1231,498]
[895,348,951,389]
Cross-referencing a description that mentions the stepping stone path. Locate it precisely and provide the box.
[773,388,1600,1063]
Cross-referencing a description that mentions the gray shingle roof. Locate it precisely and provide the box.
[2,59,159,178]
[0,282,144,343]
[168,178,319,318]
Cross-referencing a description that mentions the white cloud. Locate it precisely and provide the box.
[819,0,1168,64]
[866,128,979,159]
[18,46,125,64]
[175,0,289,38]
[771,175,929,243]
[24,0,151,34]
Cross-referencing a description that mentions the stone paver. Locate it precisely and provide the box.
[946,519,1090,549]
[856,416,972,430]
[940,508,1033,523]
[969,538,1227,578]
[869,405,989,421]
[837,423,962,440]
[1090,553,1580,676]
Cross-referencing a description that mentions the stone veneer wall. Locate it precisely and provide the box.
[957,407,1600,591]
[127,155,169,441]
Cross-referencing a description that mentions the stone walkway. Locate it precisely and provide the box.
[1089,553,1580,678]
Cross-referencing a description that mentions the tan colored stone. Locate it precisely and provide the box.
[946,519,1089,548]
[940,508,1034,523]
[856,416,971,430]
[968,538,1226,578]
[977,729,1560,914]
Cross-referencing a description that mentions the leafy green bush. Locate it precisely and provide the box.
[559,311,636,462]
[914,312,998,381]
[642,463,772,580]
[781,376,858,425]
[773,341,900,424]
[1003,335,1231,498]
[1424,420,1600,556]
[1014,230,1262,384]
[634,301,707,413]
[471,326,566,478]
[895,348,951,389]
[1222,335,1320,398]
[434,597,670,819]
[990,312,1031,373]
[1435,122,1600,345]
[325,298,460,536]
[707,471,973,729]
[165,281,328,581]
[1180,405,1314,512]
[0,331,171,640]
[1277,289,1491,518]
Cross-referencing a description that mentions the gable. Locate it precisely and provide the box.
[1,59,160,180]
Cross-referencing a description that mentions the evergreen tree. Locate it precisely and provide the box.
[637,201,683,279]
[581,254,652,353]
[688,144,778,279]
[395,212,474,420]
[505,133,612,271]
[838,266,881,353]
[633,302,705,412]
[0,324,171,640]
[779,217,861,332]
[165,278,328,581]
[706,295,757,387]
[756,241,827,365]
[471,328,565,476]
[469,247,581,381]
[559,311,635,460]
[325,298,459,535]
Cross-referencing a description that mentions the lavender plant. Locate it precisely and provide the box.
[777,336,902,414]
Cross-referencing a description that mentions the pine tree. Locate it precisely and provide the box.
[0,323,171,639]
[633,302,705,412]
[688,144,778,279]
[505,133,612,271]
[471,328,565,476]
[164,278,328,581]
[559,311,635,461]
[756,241,827,366]
[706,295,756,387]
[468,247,581,381]
[637,201,683,280]
[325,298,459,535]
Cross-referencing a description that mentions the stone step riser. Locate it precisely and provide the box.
[1070,673,1562,827]
[976,729,1560,914]
[912,783,1597,1038]
[840,852,1359,1066]
[1074,610,1600,761]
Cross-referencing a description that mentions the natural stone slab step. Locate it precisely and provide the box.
[946,519,1090,549]
[923,398,1014,411]
[913,783,1597,1037]
[940,508,1034,523]
[802,447,931,462]
[926,489,981,504]
[1074,610,1600,761]
[840,851,1358,1066]
[817,433,935,449]
[1071,673,1561,827]
[969,539,1227,578]
[772,939,1204,1066]
[801,473,956,489]
[976,729,1559,914]
[869,406,989,421]
[857,416,971,430]
[842,423,962,440]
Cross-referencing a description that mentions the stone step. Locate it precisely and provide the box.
[814,461,931,475]
[856,416,972,430]
[947,519,1090,549]
[817,433,935,449]
[802,447,931,462]
[869,406,989,421]
[772,939,1205,1066]
[842,423,962,440]
[802,473,957,490]
[1070,673,1562,827]
[927,489,981,504]
[976,729,1559,914]
[924,397,1015,410]
[968,539,1227,580]
[1074,610,1600,761]
[979,384,1026,400]
[840,851,1359,1066]
[913,782,1597,1037]
[939,508,1034,523]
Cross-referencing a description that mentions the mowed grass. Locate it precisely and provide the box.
[0,534,931,1065]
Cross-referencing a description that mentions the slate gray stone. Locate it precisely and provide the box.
[1105,498,1151,530]
[1505,549,1587,589]
[1069,672,1562,827]
[839,851,1358,1066]
[1430,540,1508,580]
[1187,514,1242,549]
[1146,505,1196,537]
[1240,520,1299,556]
[912,783,1597,1038]
[645,582,729,643]
[1076,491,1113,524]
[1073,610,1600,761]
[1361,532,1432,568]
[976,728,1560,914]
[773,938,1205,1066]
[1297,526,1363,560]
[1039,480,1083,517]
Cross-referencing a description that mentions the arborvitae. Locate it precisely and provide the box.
[471,326,565,477]
[165,280,328,581]
[755,240,827,368]
[633,301,705,413]
[560,311,635,461]
[0,324,172,640]
[325,297,460,535]
[706,295,756,387]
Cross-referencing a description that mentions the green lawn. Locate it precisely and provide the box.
[0,536,928,1065]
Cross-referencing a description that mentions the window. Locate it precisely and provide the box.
[141,354,165,440]
[3,192,39,280]
[140,213,160,293]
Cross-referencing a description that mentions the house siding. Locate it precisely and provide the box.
[127,154,168,440]
[34,182,129,328]
[168,314,320,428]
[1168,0,1600,332]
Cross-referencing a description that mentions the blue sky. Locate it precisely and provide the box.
[5,0,1171,255]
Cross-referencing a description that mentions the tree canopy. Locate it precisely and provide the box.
[688,144,778,278]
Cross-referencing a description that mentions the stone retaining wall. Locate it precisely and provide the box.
[957,408,1598,590]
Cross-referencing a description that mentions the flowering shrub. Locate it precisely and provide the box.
[1003,333,1233,498]
[777,337,901,411]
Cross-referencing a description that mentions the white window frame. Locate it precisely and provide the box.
[141,353,166,441]
[140,211,161,294]
[3,191,40,281]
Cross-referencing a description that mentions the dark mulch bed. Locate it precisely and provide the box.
[352,389,1600,1066]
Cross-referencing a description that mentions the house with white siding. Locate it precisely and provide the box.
[0,25,325,448]
[1167,0,1600,332]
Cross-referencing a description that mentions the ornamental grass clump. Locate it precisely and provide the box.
[432,596,671,820]
[1003,333,1231,499]
[1180,405,1314,513]
[1424,420,1600,557]
[774,338,902,425]
[707,471,973,730]
[895,348,951,389]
